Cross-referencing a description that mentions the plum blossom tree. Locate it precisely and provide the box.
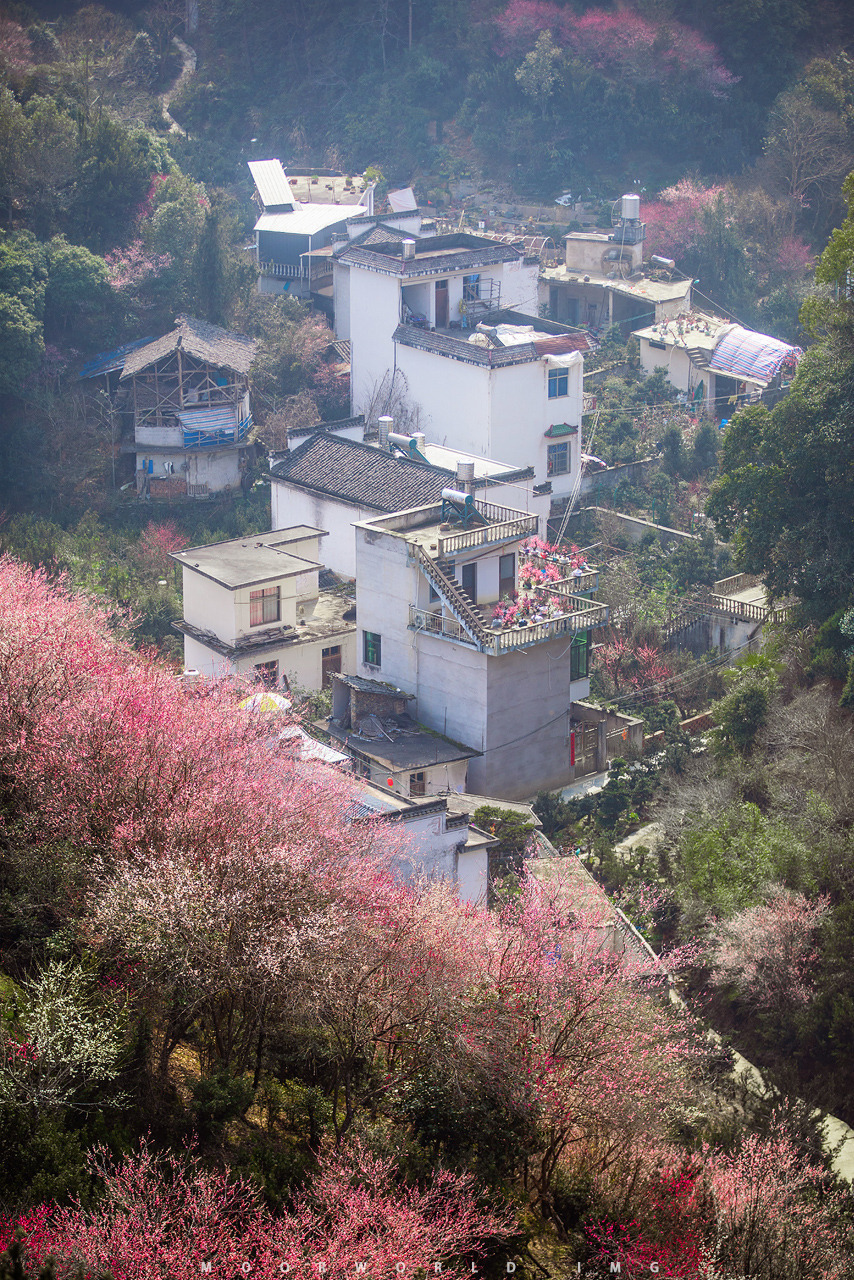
[0,959,126,1112]
[707,887,831,1015]
[5,1139,515,1278]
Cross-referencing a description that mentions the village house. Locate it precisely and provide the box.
[348,771,494,906]
[249,159,371,301]
[349,493,610,801]
[539,195,691,335]
[267,427,548,578]
[277,721,492,904]
[332,226,589,496]
[116,315,256,499]
[634,311,803,415]
[171,527,356,691]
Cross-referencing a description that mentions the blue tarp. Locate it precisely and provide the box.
[78,337,154,380]
[709,325,802,384]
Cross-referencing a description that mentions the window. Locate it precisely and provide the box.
[548,443,569,475]
[250,585,280,627]
[364,630,382,667]
[463,273,481,301]
[322,644,341,686]
[548,367,568,399]
[254,659,278,688]
[570,632,589,681]
[409,771,426,797]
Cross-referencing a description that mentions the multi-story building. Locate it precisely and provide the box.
[350,495,609,800]
[171,527,356,691]
[332,232,589,498]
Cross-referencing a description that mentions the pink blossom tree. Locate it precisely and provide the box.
[5,1139,515,1278]
[707,887,830,1014]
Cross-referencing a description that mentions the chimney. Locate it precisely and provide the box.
[377,416,393,449]
[413,432,427,454]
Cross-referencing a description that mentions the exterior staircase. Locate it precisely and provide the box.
[415,549,489,645]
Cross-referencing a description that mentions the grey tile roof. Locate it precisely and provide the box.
[337,233,522,277]
[268,432,455,511]
[393,325,539,367]
[288,413,363,439]
[121,315,256,379]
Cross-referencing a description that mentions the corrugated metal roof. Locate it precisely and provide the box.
[248,159,296,210]
[177,405,237,432]
[255,205,364,236]
[121,316,256,379]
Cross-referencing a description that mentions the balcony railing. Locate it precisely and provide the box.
[409,601,609,652]
[437,502,538,556]
[408,606,479,647]
[533,570,599,596]
[490,602,609,651]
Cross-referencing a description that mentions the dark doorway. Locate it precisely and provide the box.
[499,552,515,600]
[435,279,449,327]
[462,561,477,603]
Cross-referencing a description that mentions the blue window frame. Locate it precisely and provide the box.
[548,442,569,475]
[548,368,569,398]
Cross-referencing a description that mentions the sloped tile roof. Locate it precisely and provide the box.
[269,432,455,511]
[121,315,256,379]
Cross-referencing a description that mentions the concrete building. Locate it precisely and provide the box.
[249,159,370,300]
[539,195,691,335]
[327,673,479,798]
[635,312,803,415]
[350,497,609,801]
[268,430,548,578]
[171,527,356,691]
[349,776,493,905]
[120,315,256,499]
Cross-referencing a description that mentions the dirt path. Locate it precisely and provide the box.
[160,36,196,136]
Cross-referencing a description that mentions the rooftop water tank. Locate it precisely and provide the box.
[621,193,641,221]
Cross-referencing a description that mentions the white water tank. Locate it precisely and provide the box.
[621,193,640,221]
[456,460,475,491]
[377,416,393,448]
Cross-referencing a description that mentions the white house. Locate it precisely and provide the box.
[539,196,692,336]
[171,527,356,691]
[350,497,609,801]
[539,195,691,335]
[635,312,803,415]
[120,315,256,499]
[249,159,370,300]
[350,778,493,906]
[268,430,548,579]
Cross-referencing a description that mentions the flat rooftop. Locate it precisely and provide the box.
[174,588,355,659]
[327,721,480,771]
[172,527,326,590]
[542,264,693,305]
[356,500,538,557]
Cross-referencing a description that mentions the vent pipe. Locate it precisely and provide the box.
[377,416,393,449]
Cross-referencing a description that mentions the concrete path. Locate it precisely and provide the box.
[614,820,665,861]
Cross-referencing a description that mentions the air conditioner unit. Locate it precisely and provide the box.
[412,610,427,629]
